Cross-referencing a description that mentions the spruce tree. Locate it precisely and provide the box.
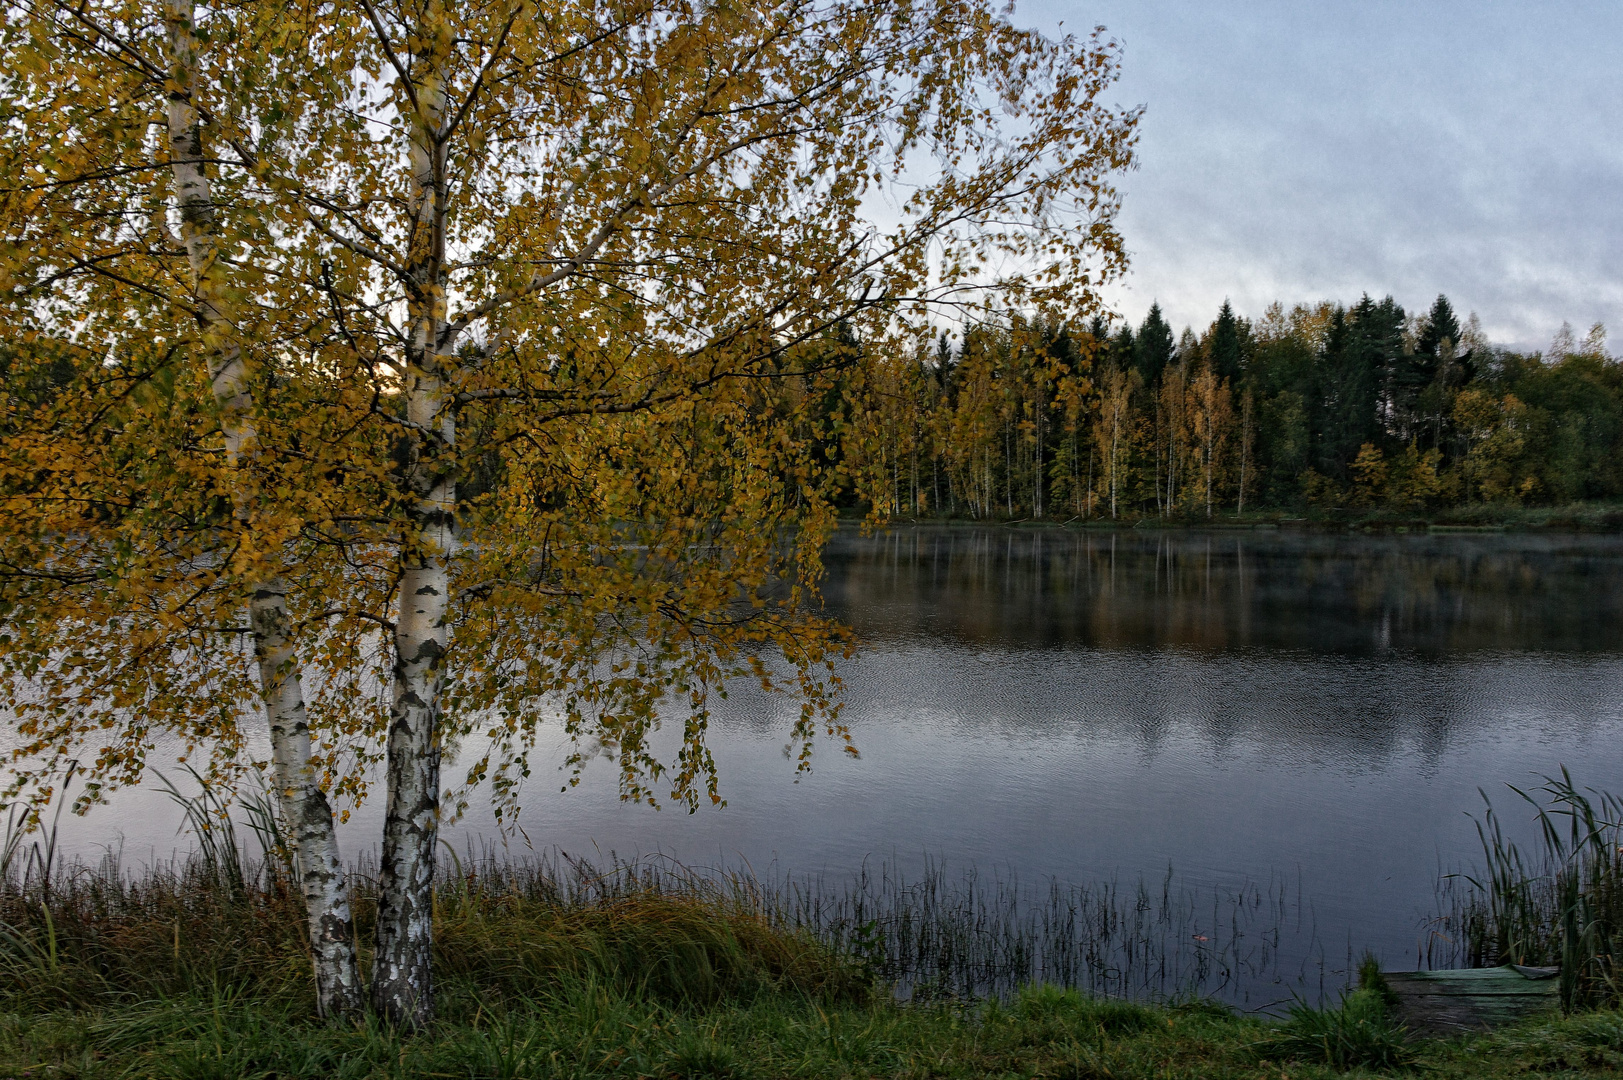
[1417,294,1461,359]
[1210,300,1246,384]
[1315,305,1378,478]
[1111,323,1136,371]
[1135,303,1175,385]
[1354,294,1408,440]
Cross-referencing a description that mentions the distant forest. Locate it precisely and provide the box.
[830,296,1619,519]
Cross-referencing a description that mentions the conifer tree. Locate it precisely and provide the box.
[1210,299,1246,384]
[1417,294,1462,361]
[1315,305,1378,479]
[1355,294,1409,440]
[1134,303,1175,386]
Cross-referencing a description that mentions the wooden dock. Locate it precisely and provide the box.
[1383,966,1560,1035]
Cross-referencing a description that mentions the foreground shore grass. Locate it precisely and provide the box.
[8,982,1623,1079]
[4,863,1622,1080]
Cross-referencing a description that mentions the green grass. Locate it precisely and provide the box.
[4,979,1623,1078]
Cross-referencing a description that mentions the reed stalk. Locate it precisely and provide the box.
[1433,769,1623,1011]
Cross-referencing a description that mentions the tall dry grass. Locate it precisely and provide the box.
[0,773,1313,1017]
[0,783,866,1016]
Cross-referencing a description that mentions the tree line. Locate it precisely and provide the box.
[831,297,1619,519]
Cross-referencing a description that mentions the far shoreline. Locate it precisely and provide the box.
[838,501,1623,535]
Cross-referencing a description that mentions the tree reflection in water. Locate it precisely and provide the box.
[821,527,1623,655]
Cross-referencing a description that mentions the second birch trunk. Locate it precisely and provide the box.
[164,0,360,1019]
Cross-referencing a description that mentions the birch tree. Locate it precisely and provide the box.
[164,0,362,1016]
[1,0,364,1015]
[1,0,1138,1024]
[1186,361,1232,518]
[1093,362,1137,518]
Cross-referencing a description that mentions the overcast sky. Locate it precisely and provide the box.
[1018,0,1622,351]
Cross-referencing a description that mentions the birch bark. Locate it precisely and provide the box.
[163,0,361,1019]
[371,24,454,1026]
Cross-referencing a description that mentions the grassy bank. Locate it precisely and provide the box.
[3,860,1622,1078]
[5,777,1623,1077]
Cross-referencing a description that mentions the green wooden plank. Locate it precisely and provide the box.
[1383,967,1561,1035]
[1385,972,1557,996]
[1388,967,1538,982]
[1387,988,1555,997]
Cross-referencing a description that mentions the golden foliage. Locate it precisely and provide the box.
[0,0,1139,825]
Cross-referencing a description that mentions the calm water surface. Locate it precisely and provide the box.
[40,527,1623,997]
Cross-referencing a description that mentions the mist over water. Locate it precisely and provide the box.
[29,526,1623,1001]
[825,526,1623,655]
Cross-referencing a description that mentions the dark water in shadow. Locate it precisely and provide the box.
[33,526,1623,1005]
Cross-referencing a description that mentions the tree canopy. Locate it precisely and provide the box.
[0,0,1140,1022]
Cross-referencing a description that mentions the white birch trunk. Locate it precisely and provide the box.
[1085,440,1093,519]
[371,411,453,1028]
[1109,413,1119,519]
[372,35,454,1027]
[1033,404,1043,519]
[251,586,363,1016]
[164,0,360,1019]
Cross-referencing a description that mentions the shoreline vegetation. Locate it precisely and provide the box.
[4,866,1621,1079]
[5,778,1622,1078]
[842,499,1623,534]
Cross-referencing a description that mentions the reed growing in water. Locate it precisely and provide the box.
[1434,770,1623,1011]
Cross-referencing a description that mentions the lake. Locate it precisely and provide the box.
[28,525,1623,1005]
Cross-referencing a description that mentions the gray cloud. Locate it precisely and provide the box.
[1022,0,1623,350]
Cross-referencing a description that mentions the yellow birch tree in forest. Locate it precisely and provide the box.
[1350,443,1389,506]
[0,0,1139,1023]
[1235,388,1254,513]
[1007,319,1070,521]
[842,337,937,518]
[1185,361,1232,518]
[1156,355,1187,515]
[1046,332,1096,519]
[1453,388,1534,503]
[941,328,1004,519]
[1093,362,1137,518]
